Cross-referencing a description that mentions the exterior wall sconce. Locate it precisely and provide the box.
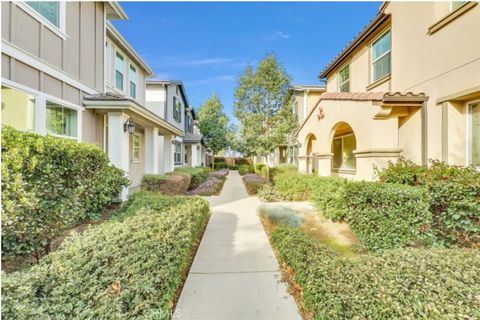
[124,119,135,134]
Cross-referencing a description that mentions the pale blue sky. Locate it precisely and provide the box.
[113,1,380,120]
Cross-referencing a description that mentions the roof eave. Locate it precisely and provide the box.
[319,13,389,79]
[106,2,128,21]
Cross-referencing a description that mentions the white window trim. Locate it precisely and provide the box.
[16,2,67,40]
[467,100,480,169]
[114,49,126,94]
[332,133,356,171]
[370,29,391,84]
[131,132,142,163]
[337,63,350,92]
[173,141,182,164]
[2,79,82,141]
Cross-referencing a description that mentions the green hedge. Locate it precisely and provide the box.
[271,171,319,201]
[271,227,480,320]
[254,163,266,176]
[173,167,211,189]
[2,192,210,319]
[1,127,129,261]
[214,162,227,170]
[238,164,253,175]
[377,158,480,246]
[141,173,190,195]
[313,181,433,251]
[242,173,271,195]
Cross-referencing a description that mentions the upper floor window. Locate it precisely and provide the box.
[46,101,78,139]
[26,2,59,27]
[338,64,350,92]
[450,1,466,11]
[115,52,125,91]
[371,30,391,83]
[129,65,137,99]
[173,97,182,123]
[469,101,480,168]
[1,86,36,131]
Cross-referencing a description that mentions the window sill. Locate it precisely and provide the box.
[367,74,391,91]
[428,2,477,35]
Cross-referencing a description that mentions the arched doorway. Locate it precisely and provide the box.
[305,133,317,174]
[331,122,356,172]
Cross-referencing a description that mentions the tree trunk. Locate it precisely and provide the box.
[212,153,215,170]
[264,155,270,179]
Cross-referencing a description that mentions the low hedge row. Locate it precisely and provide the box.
[214,162,228,170]
[271,227,480,319]
[188,169,229,196]
[141,173,190,195]
[1,126,129,261]
[173,167,211,189]
[238,164,253,175]
[2,192,210,319]
[242,173,271,195]
[377,158,480,246]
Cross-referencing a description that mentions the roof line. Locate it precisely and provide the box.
[106,21,155,76]
[146,79,190,107]
[318,13,389,79]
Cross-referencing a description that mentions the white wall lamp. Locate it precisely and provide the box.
[124,119,135,134]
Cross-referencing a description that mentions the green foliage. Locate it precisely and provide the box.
[315,181,433,251]
[141,173,190,195]
[198,94,230,157]
[242,173,271,195]
[271,170,319,201]
[257,184,282,202]
[377,158,480,246]
[254,163,266,176]
[258,205,304,227]
[2,192,209,319]
[227,164,238,170]
[271,227,480,320]
[214,162,228,170]
[269,163,297,179]
[1,126,129,261]
[174,167,211,189]
[238,164,253,175]
[234,54,296,158]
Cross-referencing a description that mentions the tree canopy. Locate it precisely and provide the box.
[233,54,296,159]
[197,94,230,157]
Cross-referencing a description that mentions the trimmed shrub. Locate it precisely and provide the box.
[254,163,265,176]
[227,164,238,170]
[238,164,253,175]
[257,184,283,202]
[141,174,190,195]
[269,163,297,180]
[271,227,480,320]
[242,173,271,195]
[2,193,210,319]
[214,162,227,170]
[188,169,229,196]
[317,181,434,251]
[377,158,480,246]
[174,167,211,189]
[1,126,129,261]
[271,170,319,201]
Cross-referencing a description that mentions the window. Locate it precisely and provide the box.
[450,1,466,11]
[332,134,356,171]
[187,115,193,133]
[371,30,391,82]
[1,86,36,131]
[46,101,78,138]
[129,65,137,99]
[338,64,350,92]
[26,2,59,27]
[469,102,480,167]
[174,141,182,164]
[173,97,182,123]
[115,51,125,91]
[131,133,141,162]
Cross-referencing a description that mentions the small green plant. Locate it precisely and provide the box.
[238,164,253,175]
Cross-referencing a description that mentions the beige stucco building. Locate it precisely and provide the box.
[297,1,480,180]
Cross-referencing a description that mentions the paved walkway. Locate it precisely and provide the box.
[175,171,300,320]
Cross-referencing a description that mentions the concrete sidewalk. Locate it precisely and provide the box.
[174,171,300,320]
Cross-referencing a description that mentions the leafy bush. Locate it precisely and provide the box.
[377,158,480,246]
[141,173,191,195]
[209,168,229,179]
[254,163,265,176]
[271,227,480,320]
[1,126,129,261]
[174,167,211,189]
[214,162,227,170]
[188,170,228,196]
[269,163,297,180]
[271,170,319,201]
[333,182,433,250]
[2,192,210,319]
[238,164,253,175]
[257,184,283,202]
[227,164,238,170]
[242,173,271,195]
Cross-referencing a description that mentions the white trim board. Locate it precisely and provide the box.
[2,40,101,95]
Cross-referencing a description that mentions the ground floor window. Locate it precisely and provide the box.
[131,132,141,162]
[469,102,480,167]
[1,86,36,131]
[332,133,356,171]
[46,101,78,138]
[174,141,182,164]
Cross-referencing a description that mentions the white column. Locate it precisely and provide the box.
[144,127,159,174]
[107,112,130,200]
[158,135,165,174]
[191,144,198,167]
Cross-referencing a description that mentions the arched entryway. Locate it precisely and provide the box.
[305,133,318,174]
[330,122,356,173]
